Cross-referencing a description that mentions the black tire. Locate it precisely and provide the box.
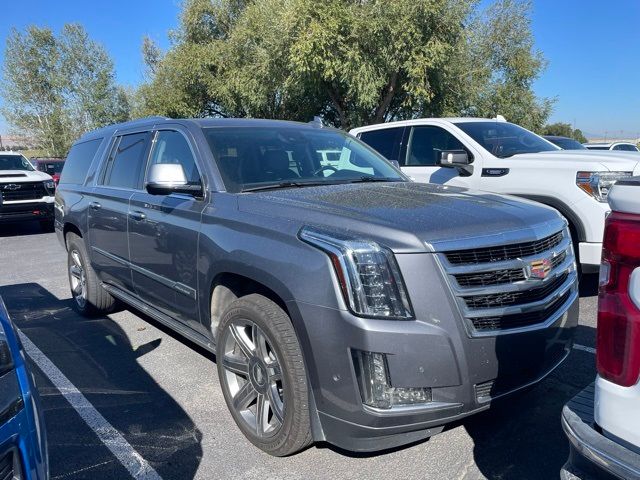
[216,294,311,456]
[66,232,116,316]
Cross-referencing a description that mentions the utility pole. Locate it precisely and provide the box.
[0,135,3,150]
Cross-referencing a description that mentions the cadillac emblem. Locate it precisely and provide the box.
[528,258,552,280]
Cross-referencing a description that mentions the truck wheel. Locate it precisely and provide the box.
[66,233,116,316]
[216,294,311,456]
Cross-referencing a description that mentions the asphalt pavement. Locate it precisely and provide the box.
[0,222,598,480]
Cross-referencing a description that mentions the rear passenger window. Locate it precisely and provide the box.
[102,132,150,189]
[359,127,404,161]
[59,138,102,185]
[148,131,201,186]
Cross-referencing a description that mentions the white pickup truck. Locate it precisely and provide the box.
[561,177,640,479]
[0,151,56,230]
[351,118,640,272]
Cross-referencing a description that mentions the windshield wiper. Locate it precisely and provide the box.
[241,181,329,193]
[348,176,402,184]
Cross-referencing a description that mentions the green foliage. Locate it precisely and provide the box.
[138,0,553,131]
[1,24,130,156]
[542,122,588,143]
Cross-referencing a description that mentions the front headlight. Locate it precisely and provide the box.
[0,319,14,376]
[576,171,632,202]
[300,227,413,320]
[44,180,56,193]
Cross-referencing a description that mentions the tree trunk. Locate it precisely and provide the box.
[373,72,398,124]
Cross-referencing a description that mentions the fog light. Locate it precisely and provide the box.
[352,350,432,409]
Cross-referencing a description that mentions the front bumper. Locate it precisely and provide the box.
[561,384,640,480]
[0,201,54,223]
[578,242,603,271]
[292,287,578,452]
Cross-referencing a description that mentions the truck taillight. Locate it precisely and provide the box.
[597,211,640,387]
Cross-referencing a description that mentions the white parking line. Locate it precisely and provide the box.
[573,343,596,354]
[18,330,163,480]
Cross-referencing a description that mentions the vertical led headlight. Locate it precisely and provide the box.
[299,227,413,320]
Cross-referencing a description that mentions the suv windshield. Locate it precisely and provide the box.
[203,126,405,192]
[0,154,34,171]
[455,121,559,158]
[550,137,587,150]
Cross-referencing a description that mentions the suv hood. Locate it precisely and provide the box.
[238,182,563,253]
[0,170,52,183]
[512,150,640,174]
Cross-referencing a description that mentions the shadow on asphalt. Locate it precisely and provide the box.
[0,283,203,480]
[464,322,596,479]
[0,221,50,238]
[579,273,599,298]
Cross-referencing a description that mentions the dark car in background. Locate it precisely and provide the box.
[0,297,48,480]
[543,136,588,150]
[31,158,65,185]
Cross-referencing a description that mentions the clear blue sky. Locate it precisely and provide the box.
[1,0,638,138]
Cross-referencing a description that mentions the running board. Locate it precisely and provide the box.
[102,283,215,353]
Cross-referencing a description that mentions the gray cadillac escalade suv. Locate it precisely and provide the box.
[55,117,579,456]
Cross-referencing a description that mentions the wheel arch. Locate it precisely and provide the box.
[208,271,292,340]
[63,222,83,248]
[513,194,586,243]
[206,267,326,442]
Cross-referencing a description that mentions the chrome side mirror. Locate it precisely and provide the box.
[146,163,202,196]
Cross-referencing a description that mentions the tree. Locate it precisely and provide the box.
[542,122,588,143]
[1,24,130,156]
[137,0,552,131]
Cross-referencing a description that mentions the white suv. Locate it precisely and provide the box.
[351,118,640,272]
[561,177,640,479]
[0,151,56,230]
[584,141,639,152]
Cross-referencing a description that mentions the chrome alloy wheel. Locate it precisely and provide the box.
[69,249,87,308]
[221,320,285,438]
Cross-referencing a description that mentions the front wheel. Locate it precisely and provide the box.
[216,294,311,456]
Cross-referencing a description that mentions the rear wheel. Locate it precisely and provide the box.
[66,233,116,316]
[216,294,311,456]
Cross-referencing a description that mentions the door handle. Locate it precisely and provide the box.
[89,201,101,210]
[481,168,510,177]
[129,211,147,221]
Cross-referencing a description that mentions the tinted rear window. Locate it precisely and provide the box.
[60,139,102,185]
[358,127,404,160]
[102,133,150,189]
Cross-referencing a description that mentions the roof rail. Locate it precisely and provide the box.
[81,116,173,138]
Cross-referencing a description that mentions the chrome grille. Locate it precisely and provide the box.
[470,290,572,331]
[444,231,564,265]
[438,227,577,336]
[463,272,569,309]
[454,251,566,288]
[0,451,15,480]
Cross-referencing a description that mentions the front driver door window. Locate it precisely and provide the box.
[404,126,469,185]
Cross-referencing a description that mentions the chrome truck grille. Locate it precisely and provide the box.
[437,228,578,336]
